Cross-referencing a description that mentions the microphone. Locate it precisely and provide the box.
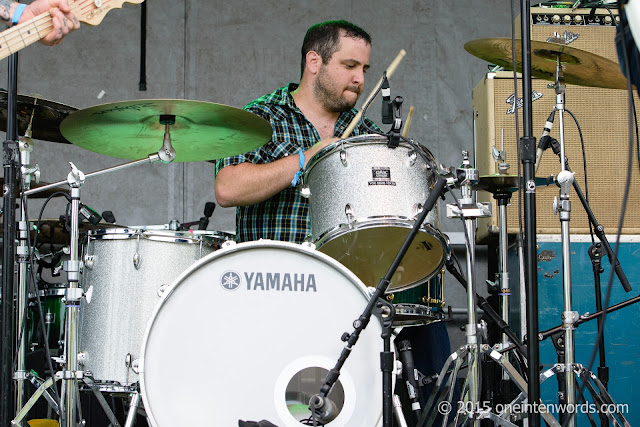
[198,202,216,230]
[79,204,102,226]
[535,110,556,173]
[381,73,392,124]
[309,394,339,423]
[397,340,422,415]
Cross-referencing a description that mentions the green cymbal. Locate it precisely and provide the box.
[60,99,272,162]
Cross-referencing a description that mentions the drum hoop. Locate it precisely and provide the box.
[189,230,236,241]
[314,217,448,248]
[314,219,449,293]
[28,288,66,299]
[138,240,376,426]
[87,227,211,245]
[301,134,436,182]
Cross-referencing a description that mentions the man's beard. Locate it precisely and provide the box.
[313,66,361,113]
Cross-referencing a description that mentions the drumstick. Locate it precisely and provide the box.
[401,105,414,138]
[341,49,407,139]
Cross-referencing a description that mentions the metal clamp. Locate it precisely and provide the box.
[65,287,84,303]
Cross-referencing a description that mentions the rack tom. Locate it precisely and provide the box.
[301,134,448,292]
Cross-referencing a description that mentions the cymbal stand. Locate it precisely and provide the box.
[14,120,40,421]
[484,146,515,372]
[14,118,178,426]
[443,151,491,426]
[549,54,578,426]
[419,255,562,427]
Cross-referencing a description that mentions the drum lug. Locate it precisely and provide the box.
[133,251,141,270]
[407,149,417,167]
[413,203,424,218]
[83,254,94,270]
[85,285,93,304]
[300,184,311,198]
[345,203,355,225]
[78,352,87,365]
[340,149,348,166]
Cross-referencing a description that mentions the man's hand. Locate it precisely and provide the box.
[21,0,80,45]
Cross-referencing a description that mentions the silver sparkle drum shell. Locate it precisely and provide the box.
[78,228,232,389]
[139,240,386,427]
[301,134,448,292]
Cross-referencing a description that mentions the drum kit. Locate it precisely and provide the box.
[1,30,636,427]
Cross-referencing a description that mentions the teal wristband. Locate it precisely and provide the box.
[12,4,26,26]
[290,149,305,187]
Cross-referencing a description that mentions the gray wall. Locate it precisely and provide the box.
[4,0,512,232]
[5,1,514,346]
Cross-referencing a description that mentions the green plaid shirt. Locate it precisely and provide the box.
[215,83,378,243]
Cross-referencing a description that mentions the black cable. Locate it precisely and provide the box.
[564,108,594,244]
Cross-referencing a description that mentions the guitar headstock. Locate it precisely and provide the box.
[74,0,145,26]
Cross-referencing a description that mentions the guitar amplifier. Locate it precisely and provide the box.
[516,7,620,63]
[473,71,640,242]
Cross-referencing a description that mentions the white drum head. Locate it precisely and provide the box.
[140,241,385,426]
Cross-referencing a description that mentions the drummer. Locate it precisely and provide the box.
[2,0,79,45]
[215,20,375,242]
[215,19,454,410]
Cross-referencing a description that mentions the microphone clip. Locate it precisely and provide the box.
[387,96,404,149]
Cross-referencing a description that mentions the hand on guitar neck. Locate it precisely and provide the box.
[0,0,143,57]
[1,0,79,45]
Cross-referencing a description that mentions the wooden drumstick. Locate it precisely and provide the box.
[340,49,407,139]
[401,105,414,138]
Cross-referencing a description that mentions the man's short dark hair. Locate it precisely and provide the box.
[300,20,371,77]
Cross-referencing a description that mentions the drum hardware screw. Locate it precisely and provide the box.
[301,241,315,250]
[83,254,94,270]
[94,0,103,7]
[341,332,350,342]
[157,284,169,297]
[131,359,140,374]
[222,240,236,248]
[386,294,394,302]
[407,150,417,167]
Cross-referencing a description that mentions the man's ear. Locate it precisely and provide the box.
[305,50,322,74]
